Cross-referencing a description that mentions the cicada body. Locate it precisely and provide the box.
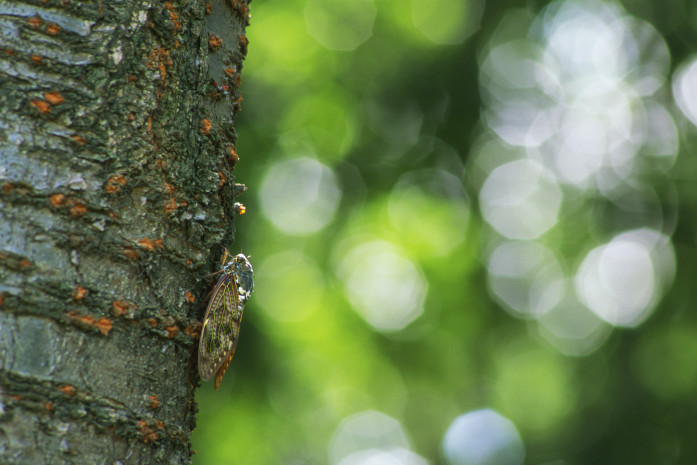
[198,251,254,389]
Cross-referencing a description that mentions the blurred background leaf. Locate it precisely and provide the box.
[193,0,697,464]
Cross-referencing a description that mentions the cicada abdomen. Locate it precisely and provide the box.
[198,251,254,389]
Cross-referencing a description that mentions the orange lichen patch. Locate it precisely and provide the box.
[4,48,14,55]
[218,170,226,187]
[105,174,127,193]
[9,395,21,401]
[155,158,165,169]
[3,183,13,194]
[110,174,126,185]
[155,419,165,430]
[163,194,184,210]
[234,96,243,110]
[69,201,87,218]
[149,394,161,409]
[50,194,66,207]
[228,0,248,16]
[165,325,179,338]
[123,247,139,259]
[171,16,181,33]
[146,318,158,327]
[67,311,112,335]
[205,2,212,14]
[95,318,112,335]
[224,67,236,77]
[46,22,61,35]
[137,420,150,433]
[27,15,43,27]
[148,47,172,82]
[112,300,129,316]
[208,34,223,51]
[137,420,159,443]
[165,2,181,33]
[228,146,239,165]
[45,401,54,411]
[31,54,43,64]
[59,385,77,396]
[44,91,64,105]
[72,135,87,145]
[104,182,119,193]
[238,34,248,56]
[200,118,212,135]
[163,182,174,195]
[138,238,156,251]
[136,237,163,251]
[184,291,195,303]
[73,286,88,301]
[0,293,5,307]
[31,99,51,114]
[185,258,193,266]
[128,113,135,121]
[184,322,201,338]
[164,198,178,213]
[19,259,32,269]
[112,300,138,317]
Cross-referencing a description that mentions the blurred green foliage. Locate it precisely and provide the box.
[193,0,697,464]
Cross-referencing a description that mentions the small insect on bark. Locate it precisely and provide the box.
[198,250,254,389]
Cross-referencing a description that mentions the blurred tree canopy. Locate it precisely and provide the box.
[193,1,697,464]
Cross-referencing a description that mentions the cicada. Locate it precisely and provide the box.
[198,250,254,389]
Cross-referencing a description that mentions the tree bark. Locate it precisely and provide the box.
[0,0,249,463]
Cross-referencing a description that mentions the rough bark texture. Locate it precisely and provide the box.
[0,0,249,463]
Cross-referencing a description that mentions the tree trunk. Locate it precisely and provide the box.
[0,0,249,463]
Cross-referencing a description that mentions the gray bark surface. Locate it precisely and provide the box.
[0,0,249,463]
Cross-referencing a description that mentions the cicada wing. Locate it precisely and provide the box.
[214,350,236,390]
[198,273,241,383]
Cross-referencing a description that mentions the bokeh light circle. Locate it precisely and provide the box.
[537,279,612,356]
[304,0,377,51]
[337,241,427,332]
[479,160,562,240]
[410,0,483,45]
[575,228,675,327]
[336,448,427,465]
[672,57,697,127]
[443,409,525,465]
[329,411,413,465]
[487,241,563,317]
[259,157,341,236]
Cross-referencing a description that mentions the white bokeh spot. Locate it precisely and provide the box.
[259,157,341,236]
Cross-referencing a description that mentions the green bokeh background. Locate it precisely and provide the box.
[193,0,697,463]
